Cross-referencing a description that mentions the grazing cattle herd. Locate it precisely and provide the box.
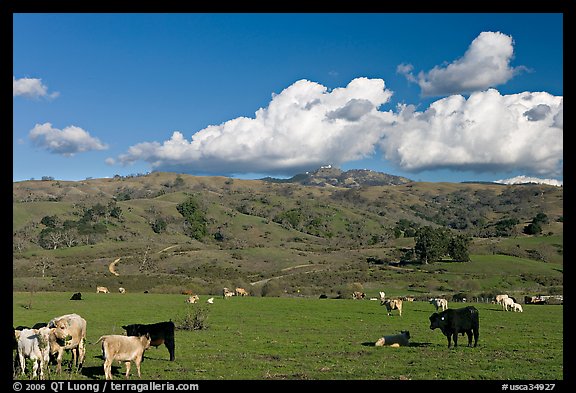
[13,288,539,379]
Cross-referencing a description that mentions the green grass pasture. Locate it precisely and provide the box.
[13,292,563,380]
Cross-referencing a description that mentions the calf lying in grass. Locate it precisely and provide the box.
[375,330,410,347]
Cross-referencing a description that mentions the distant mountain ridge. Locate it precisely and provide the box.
[261,166,413,188]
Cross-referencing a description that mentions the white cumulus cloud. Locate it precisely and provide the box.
[29,123,108,156]
[116,77,395,175]
[379,89,563,178]
[398,31,526,96]
[13,76,59,99]
[113,78,562,181]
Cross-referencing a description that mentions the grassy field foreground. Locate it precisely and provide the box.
[12,292,563,380]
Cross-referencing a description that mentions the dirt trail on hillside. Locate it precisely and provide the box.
[250,264,325,286]
[158,245,179,253]
[108,258,121,276]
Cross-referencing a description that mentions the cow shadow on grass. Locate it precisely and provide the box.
[81,354,170,380]
[81,365,106,380]
[81,355,124,380]
[361,341,433,347]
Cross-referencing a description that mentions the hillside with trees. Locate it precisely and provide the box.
[13,169,563,300]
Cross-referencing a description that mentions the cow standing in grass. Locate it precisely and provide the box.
[96,334,151,380]
[382,298,403,316]
[48,313,87,373]
[429,306,479,348]
[122,321,175,361]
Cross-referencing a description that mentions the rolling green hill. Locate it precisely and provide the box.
[13,170,563,299]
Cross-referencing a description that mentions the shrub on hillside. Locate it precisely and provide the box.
[261,280,282,297]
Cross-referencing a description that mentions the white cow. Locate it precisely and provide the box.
[502,297,515,311]
[512,302,524,312]
[429,298,448,312]
[207,297,214,304]
[496,294,509,309]
[17,327,52,379]
[97,286,110,294]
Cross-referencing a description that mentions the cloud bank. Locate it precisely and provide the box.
[13,76,59,99]
[398,31,526,96]
[380,89,563,178]
[113,77,562,180]
[29,123,108,156]
[115,78,395,175]
[495,176,562,187]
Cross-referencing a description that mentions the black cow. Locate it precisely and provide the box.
[14,322,47,330]
[429,306,479,348]
[70,292,82,300]
[121,321,175,361]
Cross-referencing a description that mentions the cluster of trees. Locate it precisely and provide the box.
[523,213,549,235]
[409,226,472,264]
[37,202,122,249]
[177,195,208,241]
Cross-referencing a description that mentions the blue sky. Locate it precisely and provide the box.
[13,13,563,185]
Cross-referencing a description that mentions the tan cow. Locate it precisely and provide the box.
[352,291,366,300]
[185,295,200,304]
[429,298,448,312]
[223,287,235,298]
[235,287,249,296]
[47,313,87,373]
[96,286,110,294]
[96,334,151,380]
[382,298,403,316]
